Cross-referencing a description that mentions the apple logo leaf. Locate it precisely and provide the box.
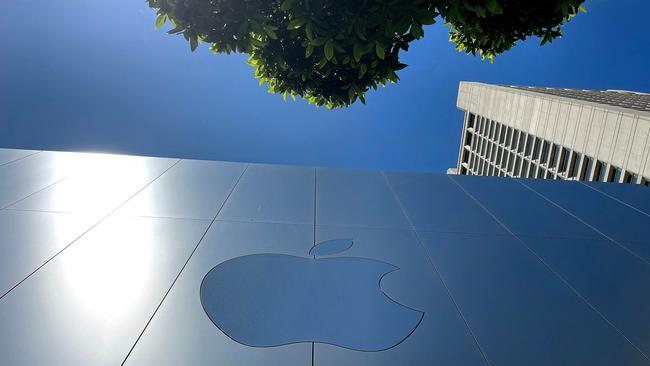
[200,238,424,352]
[309,239,353,258]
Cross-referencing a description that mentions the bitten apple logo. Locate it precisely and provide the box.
[200,239,424,352]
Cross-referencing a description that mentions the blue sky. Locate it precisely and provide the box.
[1,0,648,172]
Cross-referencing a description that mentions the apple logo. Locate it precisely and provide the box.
[200,239,424,352]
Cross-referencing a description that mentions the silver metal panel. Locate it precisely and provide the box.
[313,226,486,366]
[385,172,504,234]
[522,179,650,244]
[419,231,649,366]
[0,216,210,366]
[118,159,246,219]
[123,220,312,366]
[9,154,176,216]
[0,152,70,208]
[316,168,410,229]
[0,149,38,166]
[218,164,314,224]
[452,175,604,239]
[0,210,96,296]
[518,235,650,356]
[582,182,650,217]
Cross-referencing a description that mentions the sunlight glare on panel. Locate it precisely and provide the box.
[61,219,154,324]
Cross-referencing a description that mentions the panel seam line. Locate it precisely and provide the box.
[120,163,249,365]
[381,172,492,366]
[516,180,650,266]
[450,176,650,362]
[578,181,650,218]
[0,159,182,301]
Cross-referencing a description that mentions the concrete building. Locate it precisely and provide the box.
[454,82,650,186]
[0,147,649,365]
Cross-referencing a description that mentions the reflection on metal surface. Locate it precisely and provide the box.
[9,153,170,215]
[200,240,423,352]
[61,219,154,320]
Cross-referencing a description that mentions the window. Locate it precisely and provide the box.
[496,148,503,167]
[623,172,637,184]
[568,153,581,178]
[507,152,515,171]
[550,144,561,169]
[517,133,525,153]
[522,160,529,177]
[532,138,541,160]
[540,142,550,164]
[528,163,538,178]
[505,127,513,146]
[641,177,650,187]
[593,161,606,182]
[489,120,496,139]
[524,135,533,155]
[607,167,621,183]
[460,166,467,175]
[580,157,594,180]
[501,149,509,167]
[514,156,521,176]
[559,149,570,174]
[537,168,545,179]
[545,170,554,179]
[499,125,506,144]
[464,132,472,146]
[512,130,520,150]
[468,113,475,129]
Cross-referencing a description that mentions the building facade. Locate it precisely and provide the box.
[454,82,650,186]
[0,148,649,365]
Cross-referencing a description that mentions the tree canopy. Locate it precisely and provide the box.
[147,0,586,108]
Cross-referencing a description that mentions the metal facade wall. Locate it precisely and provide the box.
[0,148,648,365]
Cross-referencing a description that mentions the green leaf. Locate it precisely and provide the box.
[353,43,363,63]
[579,4,587,13]
[318,57,328,69]
[249,37,265,47]
[287,18,305,30]
[305,45,314,58]
[280,0,295,11]
[305,23,314,41]
[155,13,167,29]
[410,21,423,38]
[485,0,503,15]
[375,42,385,60]
[167,25,184,34]
[324,40,334,60]
[310,37,327,46]
[264,26,278,40]
[358,64,367,79]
